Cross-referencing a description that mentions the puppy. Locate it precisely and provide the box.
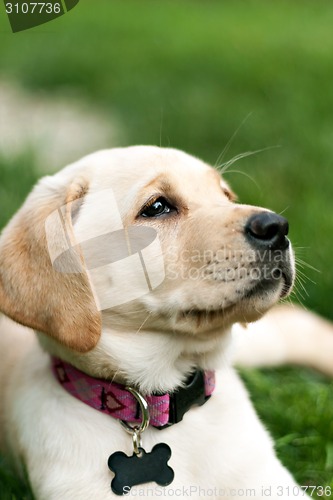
[0,146,332,499]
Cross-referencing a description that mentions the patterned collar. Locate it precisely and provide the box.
[51,357,215,429]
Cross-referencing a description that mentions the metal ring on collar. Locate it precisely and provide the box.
[120,387,150,435]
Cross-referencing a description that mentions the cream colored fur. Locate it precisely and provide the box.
[0,146,332,500]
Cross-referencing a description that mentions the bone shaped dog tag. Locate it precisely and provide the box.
[108,443,174,495]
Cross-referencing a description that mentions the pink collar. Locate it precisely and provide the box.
[51,357,215,429]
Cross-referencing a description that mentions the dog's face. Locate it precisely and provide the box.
[0,146,294,358]
[71,146,294,338]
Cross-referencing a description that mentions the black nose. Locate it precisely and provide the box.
[245,212,289,250]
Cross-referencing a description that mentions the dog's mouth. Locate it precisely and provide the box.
[178,304,234,324]
[280,270,294,297]
[176,266,294,327]
[244,267,294,300]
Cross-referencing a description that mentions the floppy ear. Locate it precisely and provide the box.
[0,175,101,352]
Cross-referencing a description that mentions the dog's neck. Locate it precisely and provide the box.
[37,326,232,394]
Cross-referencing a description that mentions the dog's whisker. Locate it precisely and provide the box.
[221,169,260,191]
[134,312,153,335]
[278,206,290,216]
[111,307,153,316]
[294,275,309,298]
[295,268,316,286]
[295,273,310,285]
[110,369,124,385]
[294,264,317,287]
[159,107,164,148]
[292,279,307,301]
[288,289,302,306]
[280,293,308,312]
[279,295,292,306]
[295,266,310,279]
[214,111,253,168]
[292,247,309,258]
[216,145,281,175]
[295,257,320,274]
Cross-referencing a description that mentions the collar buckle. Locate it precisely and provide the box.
[157,370,210,429]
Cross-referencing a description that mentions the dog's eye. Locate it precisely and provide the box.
[140,197,176,218]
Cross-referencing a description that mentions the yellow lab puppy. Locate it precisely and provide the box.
[0,146,332,499]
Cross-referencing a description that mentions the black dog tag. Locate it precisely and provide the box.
[108,443,174,496]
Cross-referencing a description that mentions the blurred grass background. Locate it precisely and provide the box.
[0,0,333,498]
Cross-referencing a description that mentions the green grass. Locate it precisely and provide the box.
[0,455,34,500]
[0,154,40,228]
[240,367,333,493]
[0,0,333,497]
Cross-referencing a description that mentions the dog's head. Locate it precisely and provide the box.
[0,146,294,385]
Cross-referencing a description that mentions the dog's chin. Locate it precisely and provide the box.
[175,301,257,334]
[174,273,294,334]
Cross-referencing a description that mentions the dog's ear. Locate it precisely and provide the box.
[0,175,101,352]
